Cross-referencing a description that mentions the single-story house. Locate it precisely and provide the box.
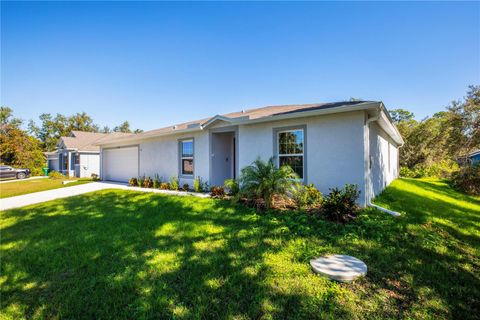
[97,101,404,206]
[46,131,132,178]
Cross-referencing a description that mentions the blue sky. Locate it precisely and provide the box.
[1,1,479,131]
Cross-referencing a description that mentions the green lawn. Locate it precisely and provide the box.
[1,178,479,319]
[0,178,92,198]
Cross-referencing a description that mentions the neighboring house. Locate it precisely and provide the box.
[96,101,404,206]
[457,150,480,166]
[46,131,132,178]
[470,150,480,164]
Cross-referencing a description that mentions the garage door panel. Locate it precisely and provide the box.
[103,146,139,182]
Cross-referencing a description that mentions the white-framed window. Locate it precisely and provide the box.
[277,129,304,179]
[180,139,194,176]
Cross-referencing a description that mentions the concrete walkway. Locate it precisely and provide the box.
[0,176,48,184]
[1,181,209,211]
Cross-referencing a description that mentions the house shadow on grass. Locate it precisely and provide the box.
[1,180,479,319]
[1,190,354,319]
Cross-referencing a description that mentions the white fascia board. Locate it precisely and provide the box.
[97,127,202,147]
[377,107,404,146]
[201,115,234,129]
[234,102,382,126]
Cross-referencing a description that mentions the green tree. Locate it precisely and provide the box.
[445,85,480,159]
[101,126,111,133]
[113,121,142,133]
[68,112,99,132]
[29,112,101,151]
[389,108,415,124]
[113,121,131,133]
[0,108,44,175]
[393,85,479,172]
[0,106,23,129]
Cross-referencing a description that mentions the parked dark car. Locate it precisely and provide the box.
[0,165,31,179]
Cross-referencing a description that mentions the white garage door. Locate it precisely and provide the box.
[102,146,139,182]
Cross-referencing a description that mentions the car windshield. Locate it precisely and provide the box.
[0,166,12,170]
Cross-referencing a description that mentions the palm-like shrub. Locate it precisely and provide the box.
[239,157,297,210]
[224,178,239,195]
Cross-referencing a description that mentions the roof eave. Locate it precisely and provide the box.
[378,103,404,146]
[97,102,385,146]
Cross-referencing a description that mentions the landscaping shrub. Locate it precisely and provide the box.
[400,166,415,178]
[160,182,170,190]
[401,160,459,179]
[291,183,322,210]
[128,177,138,186]
[91,173,99,181]
[153,174,161,189]
[182,183,190,191]
[321,184,360,223]
[170,176,179,190]
[193,177,202,192]
[210,186,225,198]
[451,164,480,195]
[224,178,239,196]
[137,176,145,188]
[239,157,297,210]
[48,171,64,179]
[143,176,153,188]
[193,176,209,192]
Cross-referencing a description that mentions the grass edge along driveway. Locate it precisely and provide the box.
[1,178,479,319]
[0,178,92,198]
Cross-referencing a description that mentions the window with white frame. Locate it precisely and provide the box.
[180,139,194,175]
[277,129,304,179]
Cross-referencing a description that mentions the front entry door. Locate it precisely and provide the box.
[211,131,236,186]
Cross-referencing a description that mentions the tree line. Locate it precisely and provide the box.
[1,86,478,177]
[0,108,143,174]
[390,85,479,177]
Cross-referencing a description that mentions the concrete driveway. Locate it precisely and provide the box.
[0,181,209,211]
[0,182,129,211]
[0,176,48,184]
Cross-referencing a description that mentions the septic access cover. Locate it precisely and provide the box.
[310,254,367,282]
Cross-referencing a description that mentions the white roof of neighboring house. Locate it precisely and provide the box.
[96,101,404,146]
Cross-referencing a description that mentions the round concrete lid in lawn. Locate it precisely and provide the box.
[310,254,367,282]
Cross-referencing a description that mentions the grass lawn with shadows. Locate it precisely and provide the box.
[0,178,92,198]
[1,178,479,319]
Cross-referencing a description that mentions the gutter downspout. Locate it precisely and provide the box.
[364,112,402,217]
